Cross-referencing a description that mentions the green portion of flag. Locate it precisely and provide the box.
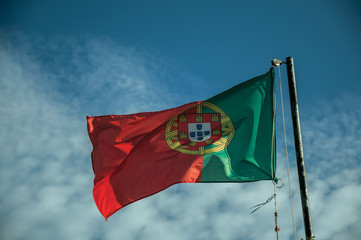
[201,69,276,182]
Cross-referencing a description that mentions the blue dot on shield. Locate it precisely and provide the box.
[190,132,195,137]
[197,131,203,137]
[204,131,210,136]
[196,124,202,130]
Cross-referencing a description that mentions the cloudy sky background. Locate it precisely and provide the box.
[1,1,361,240]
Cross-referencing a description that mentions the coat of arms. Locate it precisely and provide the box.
[164,102,235,155]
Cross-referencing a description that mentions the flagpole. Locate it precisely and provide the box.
[285,57,315,240]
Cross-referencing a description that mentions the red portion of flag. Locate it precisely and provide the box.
[87,102,203,219]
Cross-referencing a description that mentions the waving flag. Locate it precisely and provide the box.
[87,69,276,219]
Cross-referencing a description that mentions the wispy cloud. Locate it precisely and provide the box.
[301,94,361,239]
[0,30,99,240]
[0,29,360,240]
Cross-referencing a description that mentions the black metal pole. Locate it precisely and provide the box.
[286,57,315,240]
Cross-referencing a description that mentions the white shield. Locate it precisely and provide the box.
[188,123,211,142]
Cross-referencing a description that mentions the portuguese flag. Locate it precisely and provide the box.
[87,69,276,219]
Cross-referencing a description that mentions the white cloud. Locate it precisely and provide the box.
[0,32,99,240]
[1,29,361,240]
[300,94,361,239]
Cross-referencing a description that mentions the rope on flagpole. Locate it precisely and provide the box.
[251,64,281,240]
[274,182,280,240]
[251,62,299,240]
[276,63,298,240]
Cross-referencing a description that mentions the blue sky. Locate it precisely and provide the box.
[0,1,361,240]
